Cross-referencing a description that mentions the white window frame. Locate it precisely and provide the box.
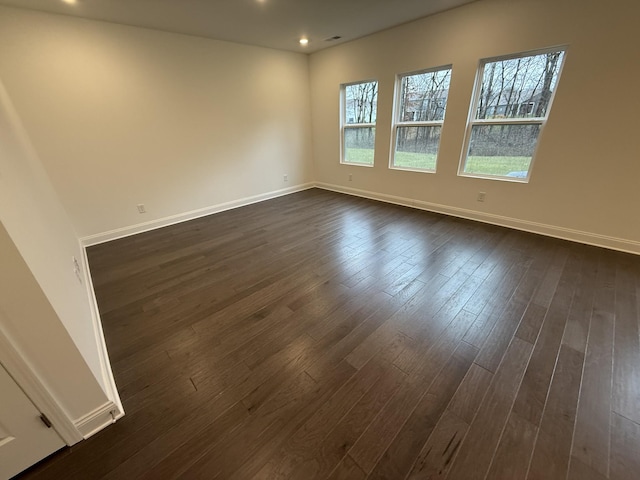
[340,79,378,167]
[390,65,452,173]
[458,46,567,183]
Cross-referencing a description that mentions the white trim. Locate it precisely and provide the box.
[458,170,528,183]
[396,120,445,127]
[314,183,640,255]
[80,183,314,247]
[0,320,83,446]
[344,123,376,129]
[74,183,315,440]
[340,162,374,168]
[388,166,436,174]
[73,401,117,439]
[390,66,451,172]
[458,46,569,183]
[480,44,571,63]
[471,117,545,125]
[340,79,379,166]
[79,246,125,421]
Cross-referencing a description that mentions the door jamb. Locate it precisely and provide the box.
[0,319,83,445]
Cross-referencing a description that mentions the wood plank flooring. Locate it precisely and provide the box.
[16,188,640,479]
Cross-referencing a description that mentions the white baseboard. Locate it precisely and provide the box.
[79,245,125,421]
[73,183,318,440]
[74,401,118,439]
[67,180,636,444]
[70,179,637,442]
[0,321,83,445]
[315,182,640,255]
[80,183,315,247]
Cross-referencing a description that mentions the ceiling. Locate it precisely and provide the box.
[0,0,477,53]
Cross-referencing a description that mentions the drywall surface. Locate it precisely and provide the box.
[0,78,107,392]
[309,0,640,246]
[0,221,109,420]
[0,6,313,238]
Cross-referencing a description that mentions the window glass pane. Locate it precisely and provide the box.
[344,127,375,165]
[399,69,451,122]
[464,124,541,177]
[394,126,441,171]
[476,50,565,120]
[345,82,378,125]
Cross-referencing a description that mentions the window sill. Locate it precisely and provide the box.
[458,171,530,183]
[389,166,436,174]
[340,161,374,168]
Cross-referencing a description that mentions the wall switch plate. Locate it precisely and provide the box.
[477,192,486,202]
[72,256,82,284]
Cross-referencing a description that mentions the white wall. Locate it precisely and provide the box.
[0,0,636,450]
[0,78,109,394]
[309,0,640,251]
[0,221,108,421]
[0,6,313,239]
[0,5,312,440]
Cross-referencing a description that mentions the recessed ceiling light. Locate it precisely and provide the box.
[62,0,77,4]
[299,38,309,46]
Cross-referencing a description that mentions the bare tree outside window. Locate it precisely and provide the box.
[462,49,566,180]
[392,66,452,171]
[342,81,378,165]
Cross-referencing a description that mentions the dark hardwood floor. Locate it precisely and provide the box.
[17,188,640,479]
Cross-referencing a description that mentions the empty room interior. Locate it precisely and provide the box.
[1,0,639,478]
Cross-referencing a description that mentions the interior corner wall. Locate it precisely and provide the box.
[309,0,640,248]
[0,6,313,239]
[0,219,109,421]
[0,76,109,396]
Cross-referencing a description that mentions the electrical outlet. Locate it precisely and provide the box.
[137,204,146,213]
[283,174,288,182]
[348,174,353,181]
[477,192,486,203]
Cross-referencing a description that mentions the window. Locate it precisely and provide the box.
[341,80,378,166]
[391,66,452,172]
[460,48,566,181]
